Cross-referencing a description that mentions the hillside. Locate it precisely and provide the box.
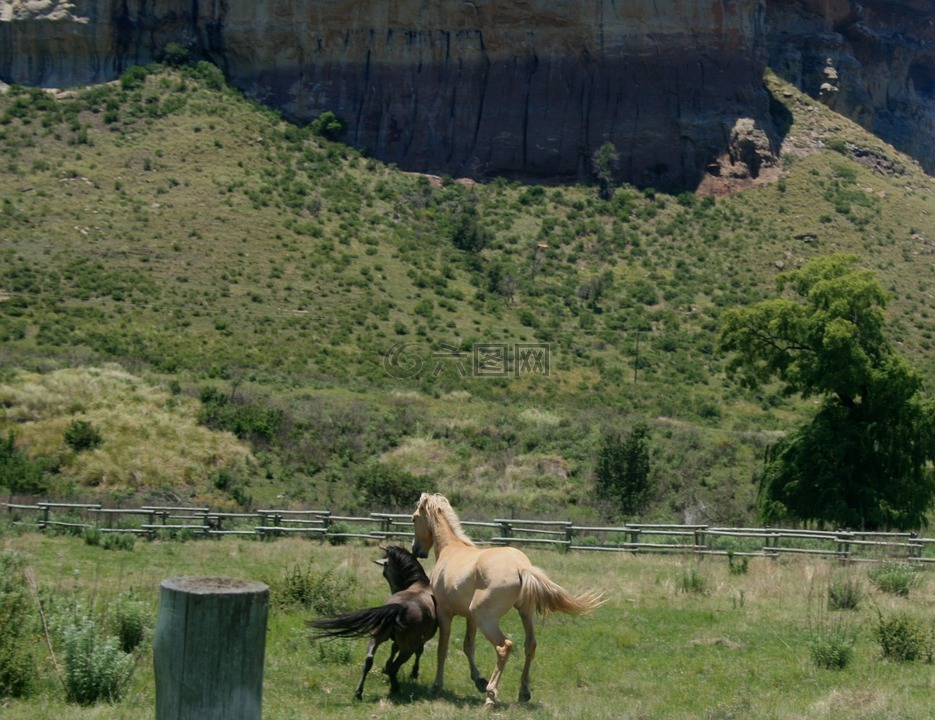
[1,64,935,523]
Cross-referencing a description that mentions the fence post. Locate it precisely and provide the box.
[154,577,269,720]
[837,530,851,565]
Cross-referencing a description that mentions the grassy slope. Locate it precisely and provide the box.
[1,66,934,522]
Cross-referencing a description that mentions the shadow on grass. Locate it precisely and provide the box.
[360,678,546,711]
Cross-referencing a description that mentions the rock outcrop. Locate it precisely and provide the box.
[766,0,935,178]
[1,0,932,189]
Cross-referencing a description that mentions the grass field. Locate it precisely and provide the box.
[2,528,934,719]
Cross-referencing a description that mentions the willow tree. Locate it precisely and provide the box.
[719,255,935,530]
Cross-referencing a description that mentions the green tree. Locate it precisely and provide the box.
[162,42,190,67]
[719,255,935,529]
[596,422,652,516]
[448,204,490,253]
[591,141,620,201]
[310,111,347,141]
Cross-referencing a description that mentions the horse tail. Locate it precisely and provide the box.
[517,566,604,617]
[308,604,404,639]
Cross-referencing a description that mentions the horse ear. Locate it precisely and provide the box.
[374,558,388,566]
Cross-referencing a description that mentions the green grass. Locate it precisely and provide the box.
[1,64,935,523]
[2,530,935,719]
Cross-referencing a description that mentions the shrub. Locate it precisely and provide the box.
[874,610,931,663]
[808,623,857,670]
[119,65,149,91]
[276,564,359,615]
[197,386,284,444]
[112,595,148,654]
[101,532,137,552]
[83,526,101,547]
[191,61,226,91]
[354,463,423,510]
[326,521,350,546]
[162,42,189,67]
[447,205,490,253]
[0,551,35,698]
[0,430,53,494]
[310,111,347,141]
[867,563,919,597]
[726,551,749,576]
[312,636,352,664]
[677,567,708,595]
[64,419,103,452]
[62,614,135,705]
[827,574,863,611]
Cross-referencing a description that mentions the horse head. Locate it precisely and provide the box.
[411,492,435,558]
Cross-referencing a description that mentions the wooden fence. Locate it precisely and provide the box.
[3,500,933,564]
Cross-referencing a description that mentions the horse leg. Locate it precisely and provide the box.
[463,617,488,693]
[382,640,399,675]
[478,622,513,707]
[385,648,414,694]
[518,610,537,703]
[354,637,380,701]
[410,644,422,679]
[431,613,453,695]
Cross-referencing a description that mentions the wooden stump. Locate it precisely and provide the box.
[154,576,269,720]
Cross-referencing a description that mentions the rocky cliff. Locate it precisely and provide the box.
[1,0,933,189]
[766,0,935,178]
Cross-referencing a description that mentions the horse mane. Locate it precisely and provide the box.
[383,545,430,587]
[421,493,476,547]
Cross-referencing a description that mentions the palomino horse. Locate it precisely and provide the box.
[411,492,603,706]
[309,546,437,700]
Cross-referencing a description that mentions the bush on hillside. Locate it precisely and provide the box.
[355,463,424,511]
[0,430,53,495]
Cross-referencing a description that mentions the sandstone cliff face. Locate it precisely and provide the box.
[212,0,772,189]
[766,0,935,175]
[1,0,932,188]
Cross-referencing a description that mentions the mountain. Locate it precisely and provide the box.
[1,0,933,190]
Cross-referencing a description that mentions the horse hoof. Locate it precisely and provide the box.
[354,692,363,701]
[519,689,532,703]
[475,677,489,693]
[484,696,499,709]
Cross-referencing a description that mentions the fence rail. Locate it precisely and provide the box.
[3,501,931,563]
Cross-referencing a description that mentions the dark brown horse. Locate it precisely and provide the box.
[309,546,436,700]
